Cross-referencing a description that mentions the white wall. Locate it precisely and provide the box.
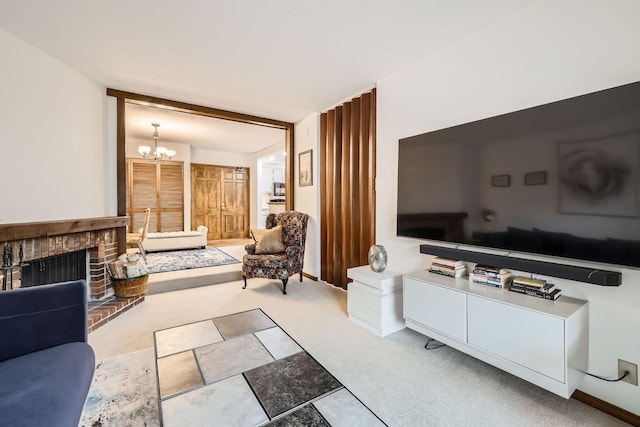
[294,113,320,278]
[191,148,252,168]
[0,28,111,224]
[376,0,640,415]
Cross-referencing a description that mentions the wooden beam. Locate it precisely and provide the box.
[106,88,296,224]
[116,97,127,255]
[285,124,295,211]
[106,88,292,129]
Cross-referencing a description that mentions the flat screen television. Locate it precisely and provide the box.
[397,80,640,269]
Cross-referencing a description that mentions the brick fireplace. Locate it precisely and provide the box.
[0,217,128,299]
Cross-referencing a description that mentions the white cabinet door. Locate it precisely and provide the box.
[404,278,467,342]
[467,295,565,382]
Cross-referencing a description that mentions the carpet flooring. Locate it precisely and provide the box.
[155,309,386,426]
[145,246,240,274]
[86,276,631,426]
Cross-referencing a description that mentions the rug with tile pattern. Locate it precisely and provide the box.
[154,309,387,427]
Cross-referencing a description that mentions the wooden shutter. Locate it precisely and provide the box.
[159,162,184,232]
[127,159,184,233]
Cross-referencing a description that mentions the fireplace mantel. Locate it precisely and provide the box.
[1,216,130,299]
[0,216,129,241]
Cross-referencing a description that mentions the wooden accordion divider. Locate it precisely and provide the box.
[320,88,376,289]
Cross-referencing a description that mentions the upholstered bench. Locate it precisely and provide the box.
[0,280,95,427]
[142,225,208,252]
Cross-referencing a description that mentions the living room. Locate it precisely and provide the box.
[1,1,640,426]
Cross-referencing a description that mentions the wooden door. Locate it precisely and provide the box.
[191,164,222,240]
[127,159,184,233]
[221,167,250,239]
[158,162,184,232]
[128,161,158,232]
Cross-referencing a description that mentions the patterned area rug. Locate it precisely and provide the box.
[80,310,386,427]
[145,246,240,274]
[80,348,160,427]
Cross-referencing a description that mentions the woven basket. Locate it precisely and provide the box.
[111,274,149,298]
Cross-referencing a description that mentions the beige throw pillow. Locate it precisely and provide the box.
[251,225,286,254]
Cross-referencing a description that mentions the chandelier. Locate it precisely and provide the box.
[138,123,176,161]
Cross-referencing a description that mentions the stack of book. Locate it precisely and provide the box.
[428,257,467,278]
[469,264,512,289]
[509,276,561,300]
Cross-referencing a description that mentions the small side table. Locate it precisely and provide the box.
[346,266,405,337]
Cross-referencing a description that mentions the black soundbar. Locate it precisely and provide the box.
[419,244,621,286]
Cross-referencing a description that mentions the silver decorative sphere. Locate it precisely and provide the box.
[368,245,388,272]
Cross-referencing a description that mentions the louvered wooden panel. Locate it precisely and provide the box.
[127,159,184,233]
[158,162,183,231]
[127,159,155,232]
[131,211,145,234]
[160,163,184,209]
[160,211,183,232]
[320,89,376,289]
[131,162,157,207]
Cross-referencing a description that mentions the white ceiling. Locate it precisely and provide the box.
[125,103,285,154]
[0,1,532,153]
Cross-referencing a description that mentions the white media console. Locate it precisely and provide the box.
[403,270,589,398]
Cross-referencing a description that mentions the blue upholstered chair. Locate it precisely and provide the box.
[0,280,95,427]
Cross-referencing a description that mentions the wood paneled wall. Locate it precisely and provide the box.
[320,89,376,289]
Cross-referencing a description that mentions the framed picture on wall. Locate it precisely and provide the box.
[524,171,547,186]
[299,150,313,187]
[491,174,510,187]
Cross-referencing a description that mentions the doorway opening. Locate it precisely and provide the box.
[257,149,287,228]
[108,89,295,252]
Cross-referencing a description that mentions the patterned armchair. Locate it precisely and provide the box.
[242,211,309,294]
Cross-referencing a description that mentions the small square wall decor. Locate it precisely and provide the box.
[524,171,547,186]
[491,174,510,187]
